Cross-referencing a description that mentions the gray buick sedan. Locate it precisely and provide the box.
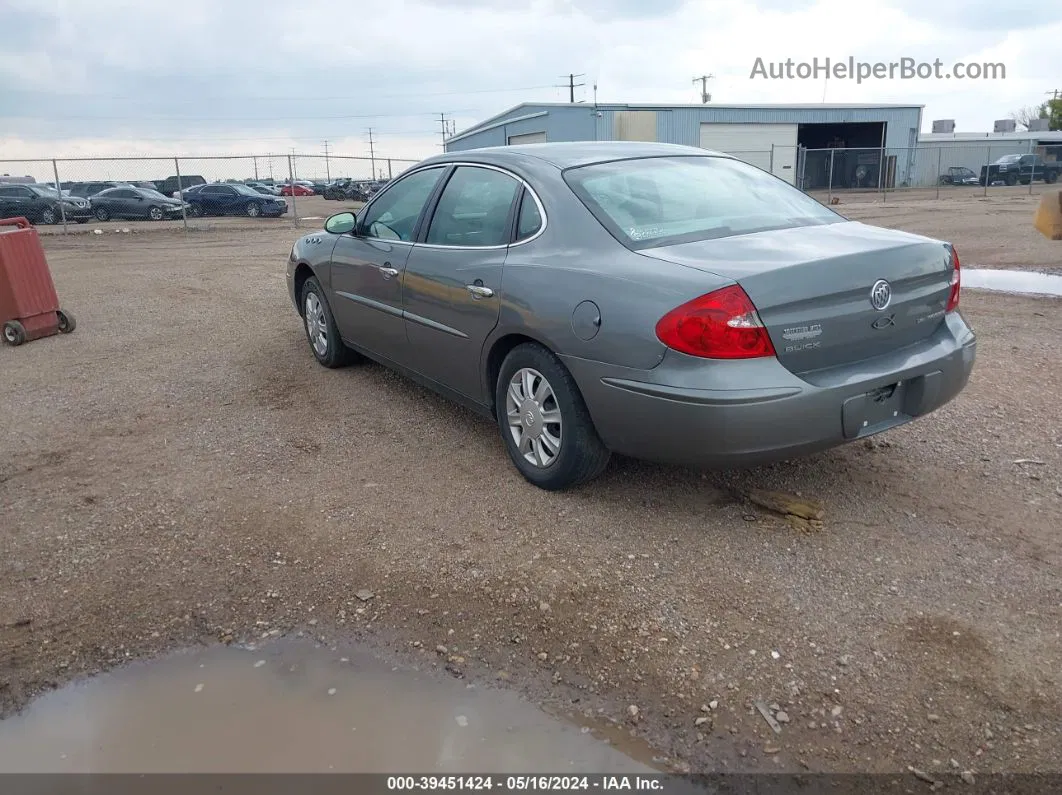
[286,142,976,491]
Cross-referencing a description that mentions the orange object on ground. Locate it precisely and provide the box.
[0,217,76,346]
[1033,190,1062,241]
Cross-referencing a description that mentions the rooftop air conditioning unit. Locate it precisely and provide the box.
[993,119,1017,133]
[1028,118,1050,132]
[931,119,955,133]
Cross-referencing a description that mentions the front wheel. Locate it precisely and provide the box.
[148,206,164,221]
[1046,172,1059,184]
[3,320,26,346]
[94,206,109,221]
[495,343,610,491]
[187,202,203,217]
[39,208,57,225]
[245,202,261,217]
[1005,173,1018,186]
[301,277,357,368]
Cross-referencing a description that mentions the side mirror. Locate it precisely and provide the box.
[324,211,356,235]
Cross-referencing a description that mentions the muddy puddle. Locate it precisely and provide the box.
[0,640,657,774]
[964,269,1062,297]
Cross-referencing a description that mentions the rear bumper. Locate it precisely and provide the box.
[562,312,976,468]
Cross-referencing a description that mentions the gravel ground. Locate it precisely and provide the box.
[2,198,1061,775]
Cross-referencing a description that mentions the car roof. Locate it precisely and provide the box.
[419,141,729,170]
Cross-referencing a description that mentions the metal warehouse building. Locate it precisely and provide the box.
[912,130,1062,187]
[444,102,924,188]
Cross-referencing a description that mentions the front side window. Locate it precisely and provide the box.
[360,166,445,242]
[425,166,520,247]
[564,155,843,249]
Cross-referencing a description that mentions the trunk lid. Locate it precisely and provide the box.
[638,221,953,375]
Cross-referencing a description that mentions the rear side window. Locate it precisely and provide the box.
[563,155,842,249]
[425,166,520,247]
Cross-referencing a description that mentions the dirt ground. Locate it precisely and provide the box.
[2,191,1061,776]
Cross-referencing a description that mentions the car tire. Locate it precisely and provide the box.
[300,277,357,369]
[495,342,610,491]
[188,202,203,218]
[148,206,164,221]
[245,202,261,218]
[39,208,57,225]
[94,207,109,221]
[3,320,26,346]
[1005,173,1018,186]
[1046,172,1058,184]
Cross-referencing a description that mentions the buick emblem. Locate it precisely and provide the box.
[870,279,892,311]
[524,411,535,427]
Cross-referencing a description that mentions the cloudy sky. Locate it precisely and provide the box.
[2,0,1060,169]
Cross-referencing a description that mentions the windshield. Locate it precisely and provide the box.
[141,189,169,200]
[564,155,843,249]
[995,155,1021,164]
[35,184,60,196]
[232,184,264,196]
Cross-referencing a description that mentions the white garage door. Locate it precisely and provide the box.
[698,123,798,184]
[507,131,546,145]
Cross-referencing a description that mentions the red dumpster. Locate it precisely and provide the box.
[0,217,76,346]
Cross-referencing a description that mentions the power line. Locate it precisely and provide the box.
[3,84,561,103]
[555,73,586,103]
[10,110,479,122]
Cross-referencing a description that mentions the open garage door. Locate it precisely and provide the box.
[507,131,546,145]
[698,123,798,184]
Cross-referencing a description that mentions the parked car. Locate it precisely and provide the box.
[89,186,187,221]
[285,142,976,491]
[979,154,1061,186]
[157,174,207,198]
[246,182,282,196]
[310,180,329,195]
[185,182,288,218]
[68,181,127,199]
[0,183,93,224]
[133,181,160,191]
[323,179,351,200]
[938,166,979,186]
[279,183,314,196]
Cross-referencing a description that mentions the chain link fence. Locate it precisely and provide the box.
[2,144,1059,235]
[0,153,421,234]
[720,142,1062,202]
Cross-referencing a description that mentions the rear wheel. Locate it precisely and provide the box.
[57,310,76,334]
[3,320,26,346]
[1046,172,1058,184]
[39,207,57,225]
[301,277,357,368]
[94,206,109,221]
[148,206,164,221]
[495,343,610,491]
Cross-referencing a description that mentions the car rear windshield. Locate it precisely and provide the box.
[563,155,843,249]
[995,155,1021,164]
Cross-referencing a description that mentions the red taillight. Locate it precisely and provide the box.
[655,285,776,360]
[946,247,961,313]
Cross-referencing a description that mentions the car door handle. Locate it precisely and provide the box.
[466,284,494,298]
[379,266,399,278]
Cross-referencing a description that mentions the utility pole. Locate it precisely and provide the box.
[366,128,376,181]
[439,112,449,149]
[323,140,331,182]
[693,75,713,103]
[556,73,585,103]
